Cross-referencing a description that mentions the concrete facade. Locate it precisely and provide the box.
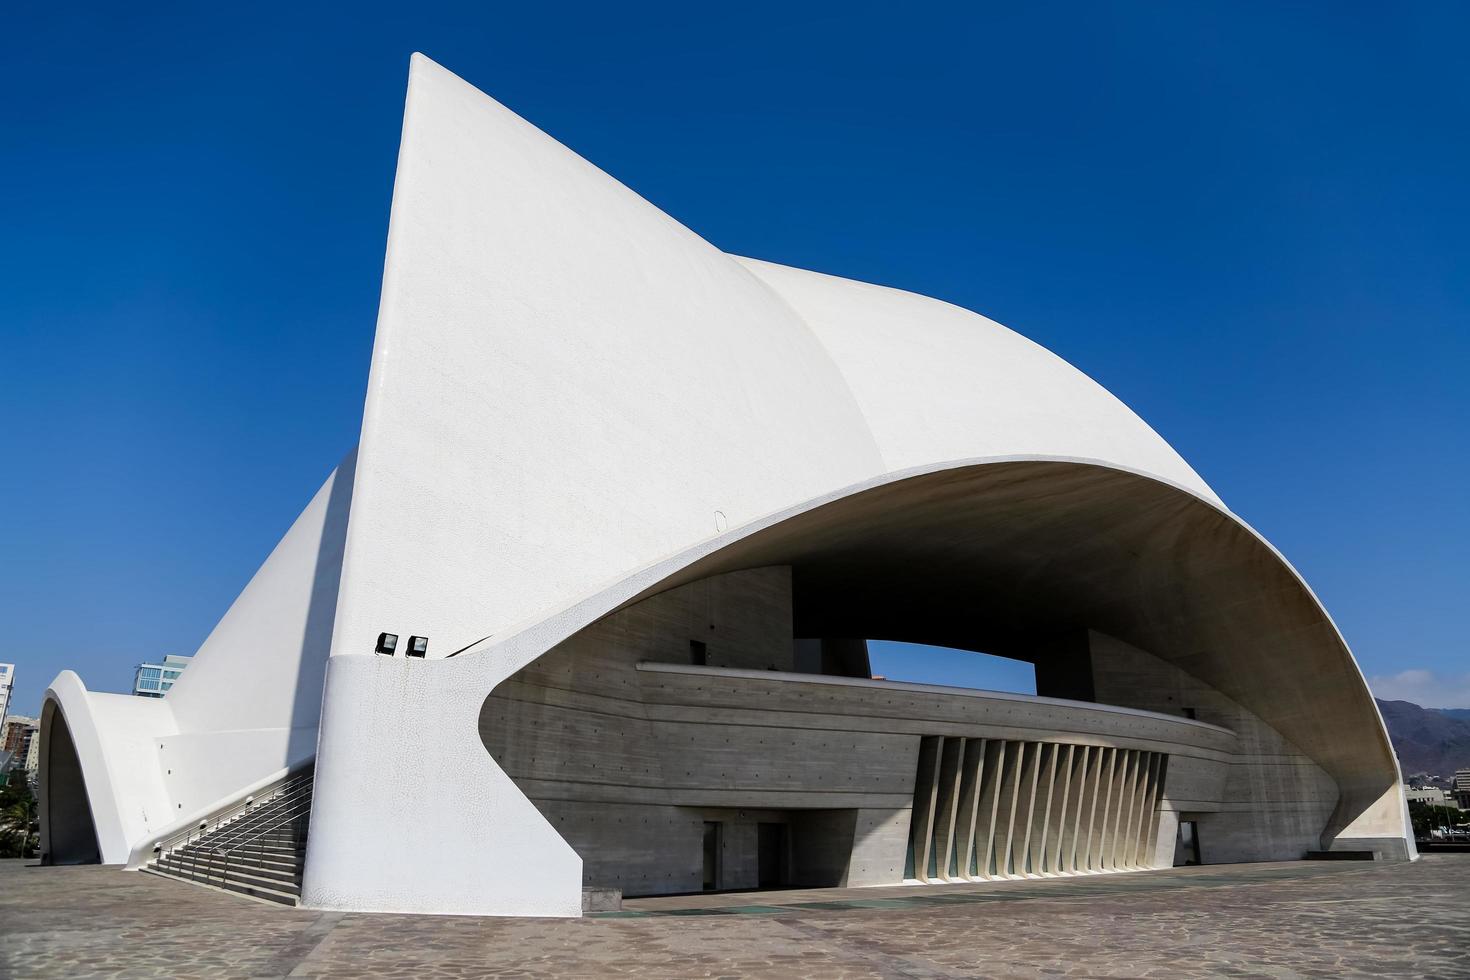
[37,53,1412,917]
[481,567,1234,897]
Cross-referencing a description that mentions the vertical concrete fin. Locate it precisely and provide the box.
[978,740,1007,879]
[1028,744,1058,876]
[954,738,987,878]
[908,736,943,881]
[1046,744,1076,874]
[933,738,966,879]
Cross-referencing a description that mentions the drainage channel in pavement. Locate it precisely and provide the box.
[592,863,1365,918]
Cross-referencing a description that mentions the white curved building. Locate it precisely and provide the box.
[39,55,1413,917]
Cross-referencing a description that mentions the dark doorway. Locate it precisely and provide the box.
[702,821,721,890]
[1174,819,1201,866]
[41,707,101,864]
[758,822,787,888]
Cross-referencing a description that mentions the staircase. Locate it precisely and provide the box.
[143,768,313,906]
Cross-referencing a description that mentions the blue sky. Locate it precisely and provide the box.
[2,3,1466,715]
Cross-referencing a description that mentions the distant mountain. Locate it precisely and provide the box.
[1375,698,1470,778]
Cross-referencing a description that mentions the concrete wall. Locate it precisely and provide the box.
[1088,631,1339,863]
[481,568,1236,895]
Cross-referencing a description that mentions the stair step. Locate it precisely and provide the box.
[162,847,302,865]
[145,867,300,906]
[156,856,302,885]
[154,860,302,895]
[143,766,313,909]
[167,847,303,866]
[172,844,305,861]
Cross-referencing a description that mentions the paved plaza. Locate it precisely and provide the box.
[1,856,1466,978]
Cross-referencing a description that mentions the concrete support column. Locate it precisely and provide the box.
[1026,744,1058,877]
[953,739,988,879]
[932,738,967,880]
[1045,744,1076,875]
[1118,749,1139,870]
[1063,745,1093,873]
[908,736,942,880]
[1085,747,1113,872]
[975,740,1007,878]
[994,742,1029,878]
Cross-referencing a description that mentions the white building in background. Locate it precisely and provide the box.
[37,54,1414,918]
[24,729,40,783]
[0,662,13,731]
[1405,785,1456,808]
[131,655,192,699]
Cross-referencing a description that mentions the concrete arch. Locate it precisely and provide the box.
[37,672,176,865]
[306,455,1409,915]
[37,701,100,865]
[603,458,1405,859]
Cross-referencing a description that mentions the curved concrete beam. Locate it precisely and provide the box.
[306,456,1409,914]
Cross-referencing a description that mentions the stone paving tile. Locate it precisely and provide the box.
[0,856,1466,978]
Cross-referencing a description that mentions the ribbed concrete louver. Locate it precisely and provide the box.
[906,737,1167,881]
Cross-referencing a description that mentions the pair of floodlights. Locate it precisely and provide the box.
[375,632,428,658]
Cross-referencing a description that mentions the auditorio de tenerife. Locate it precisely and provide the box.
[39,55,1412,917]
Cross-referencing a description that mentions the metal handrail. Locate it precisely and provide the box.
[188,786,311,845]
[214,798,313,859]
[154,768,314,859]
[168,785,311,857]
[184,796,314,889]
[169,795,313,887]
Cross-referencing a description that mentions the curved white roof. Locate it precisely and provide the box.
[41,54,1407,916]
[737,257,1216,501]
[326,55,1219,667]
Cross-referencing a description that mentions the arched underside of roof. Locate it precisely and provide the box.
[580,458,1403,850]
[307,456,1409,916]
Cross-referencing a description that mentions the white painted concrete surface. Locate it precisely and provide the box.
[40,53,1411,916]
[39,672,176,864]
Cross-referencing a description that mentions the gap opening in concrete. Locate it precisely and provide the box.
[867,640,1037,695]
[40,707,101,865]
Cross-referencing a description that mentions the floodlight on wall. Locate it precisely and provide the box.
[375,632,399,656]
[407,636,429,658]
